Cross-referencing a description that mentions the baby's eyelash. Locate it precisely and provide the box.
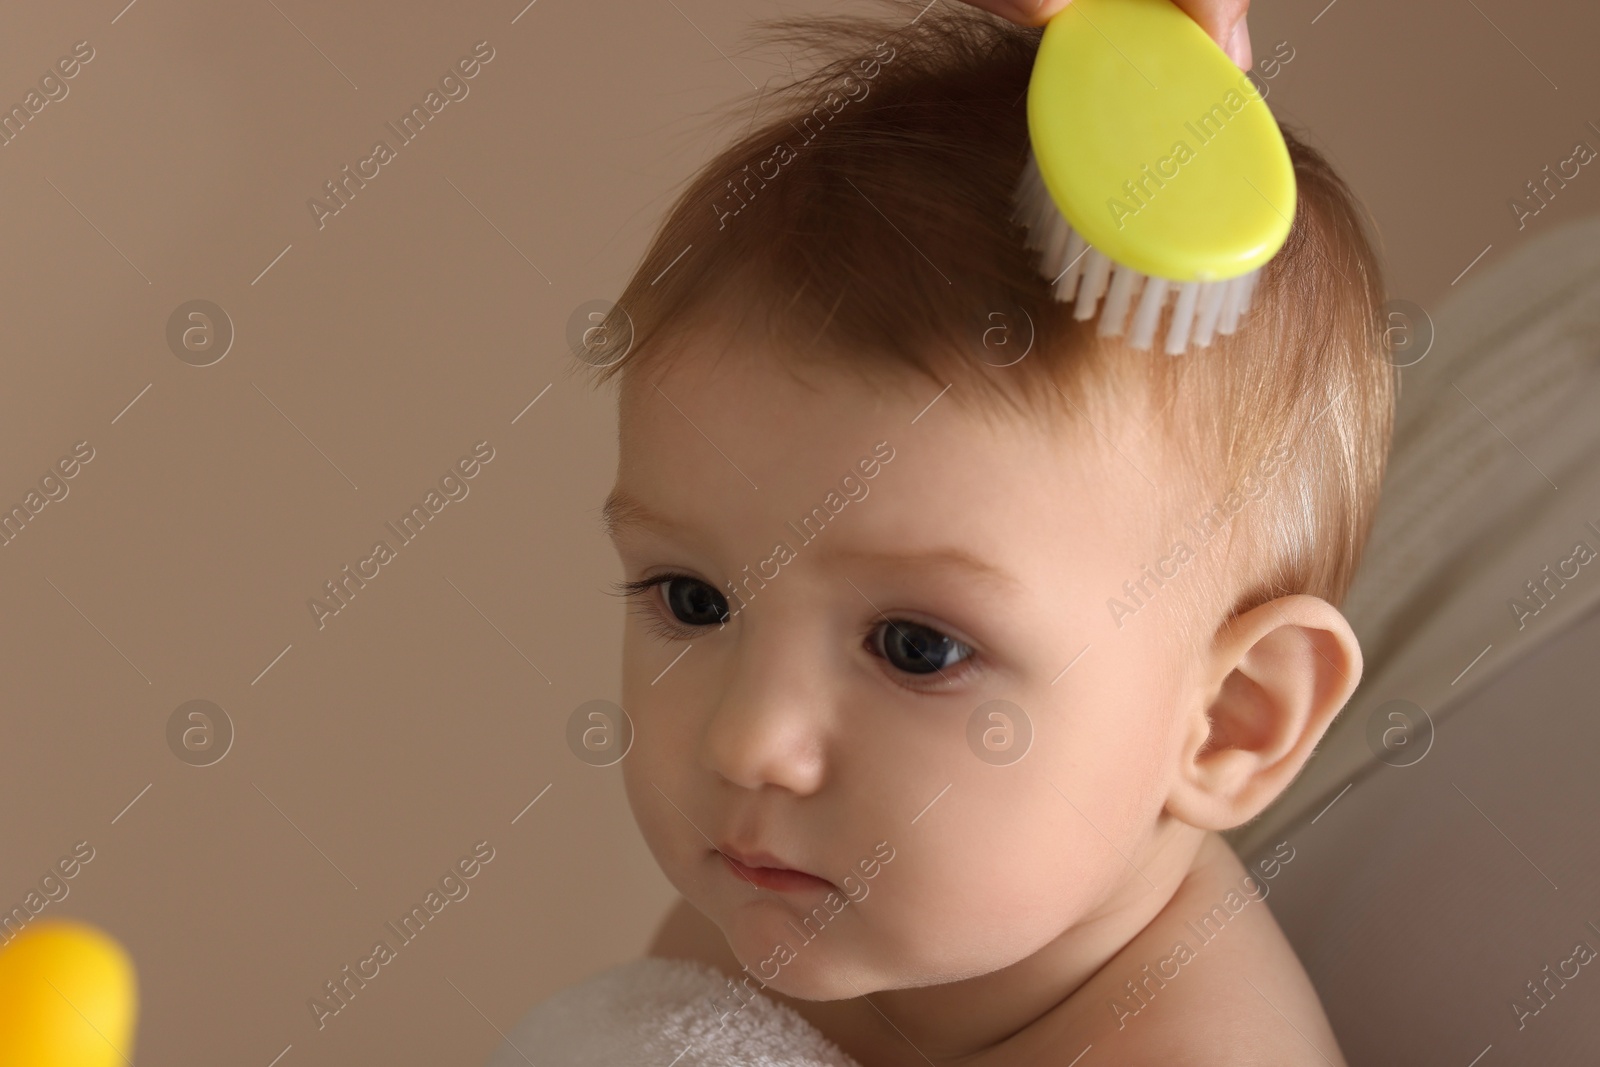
[606,576,669,599]
[606,573,704,641]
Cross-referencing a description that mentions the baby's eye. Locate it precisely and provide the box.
[869,619,973,676]
[661,576,730,627]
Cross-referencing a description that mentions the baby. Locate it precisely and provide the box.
[584,2,1393,1063]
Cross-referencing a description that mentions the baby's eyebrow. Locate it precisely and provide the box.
[818,544,1026,596]
[602,487,1023,594]
[599,488,686,539]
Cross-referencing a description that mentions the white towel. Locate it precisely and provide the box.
[483,956,865,1067]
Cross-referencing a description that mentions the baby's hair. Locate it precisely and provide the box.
[586,0,1395,654]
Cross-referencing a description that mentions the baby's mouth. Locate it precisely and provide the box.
[715,845,834,894]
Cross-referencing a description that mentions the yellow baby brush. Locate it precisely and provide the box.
[0,919,139,1067]
[1013,0,1296,353]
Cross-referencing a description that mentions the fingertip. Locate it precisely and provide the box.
[1225,14,1253,70]
[1004,0,1066,27]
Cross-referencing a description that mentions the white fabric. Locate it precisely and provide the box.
[483,956,864,1067]
[1231,211,1600,855]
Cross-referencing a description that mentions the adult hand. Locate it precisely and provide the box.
[958,0,1253,70]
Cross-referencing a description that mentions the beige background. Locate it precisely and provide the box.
[1,0,1596,1063]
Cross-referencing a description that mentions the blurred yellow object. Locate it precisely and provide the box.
[0,919,138,1067]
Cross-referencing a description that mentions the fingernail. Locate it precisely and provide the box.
[1014,0,1056,24]
[1225,15,1253,70]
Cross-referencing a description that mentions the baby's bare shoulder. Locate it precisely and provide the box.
[1087,975,1344,1067]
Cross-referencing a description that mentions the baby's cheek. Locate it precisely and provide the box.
[620,704,686,800]
[859,804,1094,971]
[856,857,1060,978]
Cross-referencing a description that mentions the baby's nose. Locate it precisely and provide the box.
[698,625,832,795]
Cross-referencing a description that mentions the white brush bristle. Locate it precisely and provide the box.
[1011,153,1263,354]
[1096,264,1142,338]
[1073,249,1113,320]
[1164,281,1203,355]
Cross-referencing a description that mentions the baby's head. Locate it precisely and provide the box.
[589,1,1393,1000]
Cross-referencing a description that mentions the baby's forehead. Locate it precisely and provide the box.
[626,329,1173,481]
[617,345,1175,543]
[623,316,1135,427]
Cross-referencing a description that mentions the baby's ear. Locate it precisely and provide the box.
[1165,594,1362,831]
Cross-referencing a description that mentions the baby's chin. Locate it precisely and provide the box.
[715,897,883,1000]
[719,912,1013,1002]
